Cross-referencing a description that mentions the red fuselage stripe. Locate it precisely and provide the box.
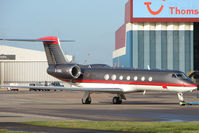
[60,79,197,88]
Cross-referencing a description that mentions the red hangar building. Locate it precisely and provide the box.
[113,0,199,74]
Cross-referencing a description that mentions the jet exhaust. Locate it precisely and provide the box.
[47,64,81,80]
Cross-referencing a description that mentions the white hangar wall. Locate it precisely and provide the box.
[0,61,58,84]
[0,45,73,85]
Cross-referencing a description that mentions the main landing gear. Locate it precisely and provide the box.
[82,92,91,104]
[112,96,122,104]
[112,94,126,104]
[81,92,126,104]
[177,92,185,106]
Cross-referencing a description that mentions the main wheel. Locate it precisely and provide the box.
[82,97,91,104]
[112,96,122,104]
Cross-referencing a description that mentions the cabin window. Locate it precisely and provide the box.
[148,77,153,82]
[104,74,109,80]
[134,76,138,81]
[141,76,145,81]
[126,76,131,80]
[111,75,116,80]
[119,75,123,80]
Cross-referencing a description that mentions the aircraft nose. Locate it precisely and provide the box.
[192,82,198,88]
[196,84,199,90]
[183,82,198,92]
[194,84,198,89]
[184,81,197,88]
[191,83,197,88]
[190,83,198,91]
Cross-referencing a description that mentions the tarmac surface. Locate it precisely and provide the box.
[0,90,199,132]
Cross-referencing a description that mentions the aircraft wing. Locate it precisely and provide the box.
[0,85,123,93]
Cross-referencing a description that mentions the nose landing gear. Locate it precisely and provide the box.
[177,93,185,106]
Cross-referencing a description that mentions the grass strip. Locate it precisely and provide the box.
[0,129,37,133]
[23,121,199,133]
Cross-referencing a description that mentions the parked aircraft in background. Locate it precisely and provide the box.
[0,37,197,106]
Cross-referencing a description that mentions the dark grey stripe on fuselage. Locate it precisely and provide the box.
[80,68,187,84]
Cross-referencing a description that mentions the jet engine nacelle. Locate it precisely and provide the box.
[47,64,81,80]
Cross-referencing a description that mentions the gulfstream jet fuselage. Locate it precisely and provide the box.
[0,37,197,106]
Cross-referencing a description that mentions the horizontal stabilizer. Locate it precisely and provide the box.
[0,38,75,42]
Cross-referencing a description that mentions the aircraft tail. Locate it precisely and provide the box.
[38,37,67,65]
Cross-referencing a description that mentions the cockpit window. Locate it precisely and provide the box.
[172,73,188,79]
[172,74,177,78]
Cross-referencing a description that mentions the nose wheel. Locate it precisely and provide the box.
[179,101,185,106]
[112,96,122,104]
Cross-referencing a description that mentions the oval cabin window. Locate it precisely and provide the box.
[126,76,131,80]
[104,74,109,80]
[141,76,145,81]
[148,77,153,82]
[111,75,116,80]
[134,76,138,81]
[119,75,123,80]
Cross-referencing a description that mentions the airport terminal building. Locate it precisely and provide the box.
[113,0,199,74]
